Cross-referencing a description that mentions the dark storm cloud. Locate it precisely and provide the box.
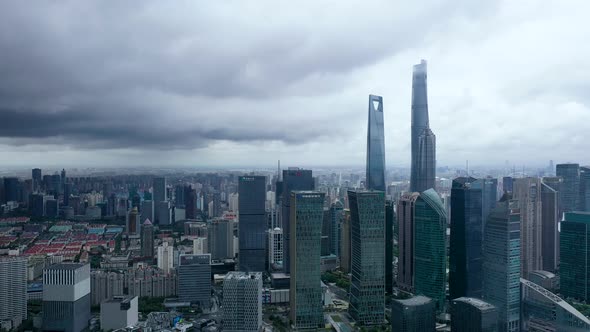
[0,0,499,153]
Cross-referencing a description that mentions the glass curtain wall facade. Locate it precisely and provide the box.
[449,177,483,300]
[348,190,385,326]
[560,212,590,302]
[414,189,447,312]
[556,163,580,214]
[289,191,325,330]
[483,197,521,332]
[238,176,267,272]
[366,94,385,191]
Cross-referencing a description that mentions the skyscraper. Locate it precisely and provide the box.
[472,177,498,225]
[329,200,343,258]
[540,180,559,272]
[222,272,263,332]
[560,211,590,302]
[366,94,385,191]
[157,242,174,273]
[556,163,580,214]
[348,190,385,325]
[289,191,324,330]
[238,176,267,272]
[32,168,42,192]
[450,297,498,332]
[414,189,447,311]
[385,199,394,295]
[153,177,167,224]
[449,177,483,300]
[127,207,140,235]
[208,218,234,260]
[43,263,91,332]
[178,254,211,307]
[513,177,543,278]
[281,168,314,274]
[0,257,27,330]
[397,192,420,292]
[483,196,521,332]
[390,296,436,332]
[580,166,590,212]
[3,177,18,203]
[410,59,436,192]
[141,219,154,260]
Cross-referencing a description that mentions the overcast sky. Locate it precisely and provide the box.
[0,1,588,168]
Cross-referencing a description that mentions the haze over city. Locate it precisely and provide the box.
[1,1,589,168]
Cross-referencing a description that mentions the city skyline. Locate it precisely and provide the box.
[0,2,589,167]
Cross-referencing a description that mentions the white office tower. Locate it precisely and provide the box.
[228,193,239,212]
[222,272,263,332]
[268,227,283,269]
[43,263,91,332]
[157,242,174,273]
[193,237,208,255]
[100,296,139,331]
[0,257,27,330]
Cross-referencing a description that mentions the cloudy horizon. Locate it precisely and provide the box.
[0,1,589,168]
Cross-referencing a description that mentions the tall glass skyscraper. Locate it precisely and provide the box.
[483,196,521,332]
[513,177,543,278]
[238,176,267,272]
[397,192,420,292]
[289,191,325,330]
[348,190,385,326]
[410,60,436,193]
[580,166,590,212]
[449,177,483,300]
[560,212,590,302]
[540,180,559,272]
[366,94,385,191]
[556,163,580,214]
[281,169,314,274]
[385,199,395,295]
[414,189,447,312]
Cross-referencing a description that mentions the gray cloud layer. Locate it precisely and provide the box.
[0,0,588,167]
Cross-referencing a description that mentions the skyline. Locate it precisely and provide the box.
[1,1,590,167]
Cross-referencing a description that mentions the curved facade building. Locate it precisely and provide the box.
[410,60,436,193]
[366,94,385,191]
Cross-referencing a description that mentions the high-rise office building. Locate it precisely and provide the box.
[43,263,91,332]
[281,169,314,274]
[520,277,590,331]
[513,178,543,278]
[140,200,154,224]
[450,297,498,332]
[141,219,154,260]
[3,177,18,203]
[329,200,343,258]
[366,94,386,191]
[410,60,436,193]
[483,196,521,332]
[580,166,590,212]
[222,272,263,332]
[268,227,283,269]
[502,176,514,194]
[556,163,580,214]
[541,180,559,272]
[127,207,140,235]
[449,177,483,300]
[397,192,420,292]
[32,168,42,192]
[184,185,197,219]
[100,296,139,331]
[193,237,208,255]
[348,190,385,325]
[0,257,27,330]
[153,177,167,224]
[156,201,172,225]
[157,242,174,273]
[414,189,447,311]
[209,218,234,260]
[238,176,267,272]
[473,177,498,225]
[178,254,211,307]
[385,199,394,295]
[289,191,325,330]
[560,212,590,302]
[340,209,351,274]
[391,296,435,332]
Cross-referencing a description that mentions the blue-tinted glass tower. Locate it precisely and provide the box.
[410,60,436,193]
[238,176,267,272]
[366,95,385,191]
[449,177,483,300]
[556,163,580,214]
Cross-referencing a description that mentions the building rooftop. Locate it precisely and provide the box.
[395,295,432,307]
[452,297,495,311]
[104,295,137,304]
[45,262,87,270]
[530,270,556,279]
[225,271,262,280]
